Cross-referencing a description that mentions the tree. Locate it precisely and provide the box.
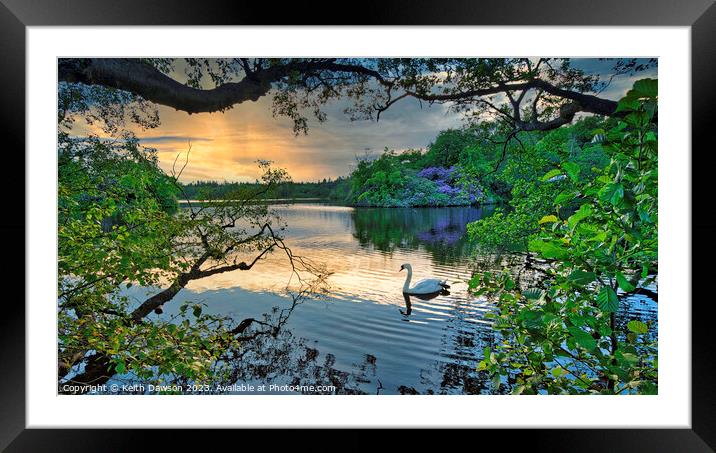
[58,58,655,135]
[425,128,480,167]
[470,79,658,394]
[57,59,345,392]
[58,131,325,392]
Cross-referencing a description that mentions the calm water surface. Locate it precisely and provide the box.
[137,203,657,395]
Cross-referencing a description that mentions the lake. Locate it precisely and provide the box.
[132,203,657,395]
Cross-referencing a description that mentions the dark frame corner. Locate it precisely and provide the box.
[2,0,714,450]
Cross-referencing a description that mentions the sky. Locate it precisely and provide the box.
[70,58,657,183]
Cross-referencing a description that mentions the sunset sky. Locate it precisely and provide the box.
[70,59,656,183]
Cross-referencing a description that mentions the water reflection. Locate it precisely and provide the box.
[187,204,485,309]
[400,291,451,317]
[351,205,493,265]
[160,203,656,395]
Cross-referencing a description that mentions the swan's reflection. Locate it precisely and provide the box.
[400,293,413,316]
[400,289,450,317]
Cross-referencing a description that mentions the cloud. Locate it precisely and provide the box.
[142,92,464,182]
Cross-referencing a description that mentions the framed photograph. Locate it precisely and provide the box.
[3,0,715,449]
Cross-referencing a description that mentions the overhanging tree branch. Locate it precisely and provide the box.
[58,58,631,131]
[58,58,384,115]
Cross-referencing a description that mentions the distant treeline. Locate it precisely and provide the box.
[179,115,611,209]
[179,177,351,201]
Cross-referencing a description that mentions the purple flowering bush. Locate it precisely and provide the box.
[413,166,482,206]
[417,166,456,182]
[349,152,484,207]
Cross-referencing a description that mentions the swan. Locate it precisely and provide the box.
[399,263,450,295]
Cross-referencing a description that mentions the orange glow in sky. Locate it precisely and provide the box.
[88,94,464,183]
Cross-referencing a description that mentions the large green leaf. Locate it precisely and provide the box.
[567,327,597,351]
[627,320,648,334]
[631,78,658,99]
[568,269,597,286]
[555,190,578,205]
[615,97,640,113]
[114,360,127,374]
[541,169,563,182]
[529,239,569,259]
[597,287,620,312]
[562,162,581,182]
[599,182,624,206]
[618,79,658,113]
[568,204,593,229]
[640,382,658,395]
[616,272,636,292]
[523,288,545,300]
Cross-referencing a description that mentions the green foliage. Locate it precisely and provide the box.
[470,79,658,394]
[58,82,160,134]
[345,149,482,207]
[465,116,612,251]
[423,128,480,168]
[57,133,217,385]
[340,114,612,212]
[58,133,182,295]
[58,131,298,390]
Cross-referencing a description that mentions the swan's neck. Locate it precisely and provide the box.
[403,268,413,292]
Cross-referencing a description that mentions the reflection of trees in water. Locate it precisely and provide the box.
[218,323,376,395]
[275,204,354,233]
[437,313,501,394]
[351,206,493,265]
[104,286,382,395]
[197,284,639,395]
[397,293,504,395]
[221,302,501,396]
[413,333,500,395]
[205,294,501,396]
[470,252,554,295]
[192,305,380,395]
[110,304,381,395]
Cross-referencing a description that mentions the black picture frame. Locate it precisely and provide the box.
[2,0,714,450]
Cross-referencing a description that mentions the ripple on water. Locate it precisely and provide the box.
[172,203,656,395]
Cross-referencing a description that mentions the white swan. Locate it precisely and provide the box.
[399,263,450,295]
